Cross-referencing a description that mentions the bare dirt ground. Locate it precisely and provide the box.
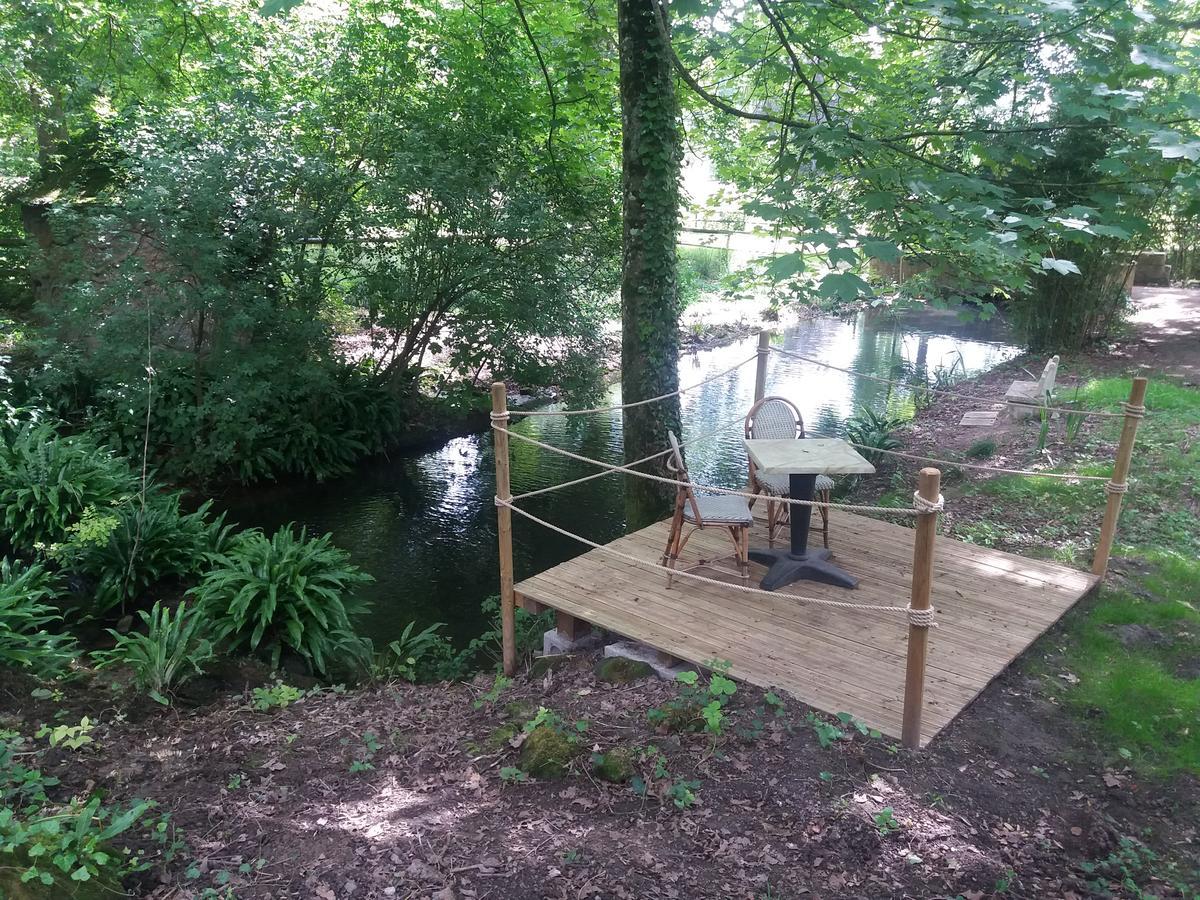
[3,289,1198,900]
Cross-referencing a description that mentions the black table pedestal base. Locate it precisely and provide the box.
[748,548,860,590]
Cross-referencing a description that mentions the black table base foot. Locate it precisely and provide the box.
[748,548,860,590]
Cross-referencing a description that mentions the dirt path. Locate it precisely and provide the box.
[1125,286,1200,381]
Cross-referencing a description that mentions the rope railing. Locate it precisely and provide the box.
[509,409,750,502]
[506,353,758,418]
[497,497,936,625]
[769,346,1134,420]
[494,426,929,515]
[798,430,1112,483]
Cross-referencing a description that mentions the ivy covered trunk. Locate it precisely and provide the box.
[618,0,683,529]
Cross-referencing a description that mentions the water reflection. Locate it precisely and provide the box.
[220,308,1017,645]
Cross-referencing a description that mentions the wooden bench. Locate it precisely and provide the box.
[1005,355,1059,418]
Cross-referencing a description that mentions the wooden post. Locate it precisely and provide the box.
[491,382,518,677]
[901,467,941,750]
[556,610,591,643]
[754,330,771,403]
[1092,376,1148,579]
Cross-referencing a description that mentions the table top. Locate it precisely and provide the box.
[744,438,877,476]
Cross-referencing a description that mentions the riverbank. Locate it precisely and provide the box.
[4,292,1196,899]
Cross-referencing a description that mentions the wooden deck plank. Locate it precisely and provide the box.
[514,510,1099,745]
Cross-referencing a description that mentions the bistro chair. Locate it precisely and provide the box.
[660,431,752,588]
[745,395,833,549]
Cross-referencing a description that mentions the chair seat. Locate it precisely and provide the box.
[760,473,835,495]
[684,494,754,525]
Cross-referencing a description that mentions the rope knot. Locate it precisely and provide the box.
[912,491,945,514]
[907,606,936,628]
[1104,481,1129,495]
[1122,402,1146,419]
[489,411,510,424]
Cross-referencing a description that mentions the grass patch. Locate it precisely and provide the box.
[970,377,1200,774]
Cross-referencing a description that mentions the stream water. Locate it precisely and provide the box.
[220,307,1018,646]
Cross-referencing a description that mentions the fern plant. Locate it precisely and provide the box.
[844,406,905,463]
[191,525,372,677]
[92,602,214,704]
[0,559,76,674]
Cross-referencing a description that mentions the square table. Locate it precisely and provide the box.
[743,438,876,590]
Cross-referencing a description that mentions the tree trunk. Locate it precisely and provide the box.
[618,0,683,529]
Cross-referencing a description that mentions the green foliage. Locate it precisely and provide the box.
[64,496,232,618]
[250,681,304,712]
[472,675,513,710]
[0,422,137,554]
[191,525,372,678]
[458,596,554,675]
[676,0,1199,347]
[91,602,214,704]
[843,407,905,463]
[677,245,731,306]
[36,718,93,751]
[376,621,459,684]
[0,729,157,891]
[6,0,619,486]
[965,439,997,460]
[873,807,901,836]
[648,660,737,735]
[0,559,76,674]
[498,766,528,784]
[806,712,845,749]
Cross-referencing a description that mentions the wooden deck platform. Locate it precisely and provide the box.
[514,511,1100,746]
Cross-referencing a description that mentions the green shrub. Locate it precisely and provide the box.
[91,602,214,704]
[0,729,158,892]
[677,245,731,306]
[0,560,76,674]
[965,438,997,459]
[84,357,401,486]
[67,496,232,618]
[0,422,138,554]
[375,620,460,683]
[844,406,905,463]
[192,525,372,676]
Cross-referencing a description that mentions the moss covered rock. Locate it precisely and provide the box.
[595,657,654,684]
[591,748,635,783]
[484,721,521,752]
[519,725,574,779]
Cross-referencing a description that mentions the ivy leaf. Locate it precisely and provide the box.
[1041,258,1081,275]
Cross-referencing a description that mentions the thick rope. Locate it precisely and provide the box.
[506,354,758,418]
[509,410,749,502]
[1104,481,1129,495]
[494,426,927,516]
[912,491,945,513]
[497,498,935,625]
[770,346,1132,419]
[1122,402,1146,419]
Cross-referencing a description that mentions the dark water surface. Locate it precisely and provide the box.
[220,308,1017,646]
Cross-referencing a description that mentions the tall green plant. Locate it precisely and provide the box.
[191,525,372,677]
[0,559,76,674]
[92,602,214,704]
[0,422,138,553]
